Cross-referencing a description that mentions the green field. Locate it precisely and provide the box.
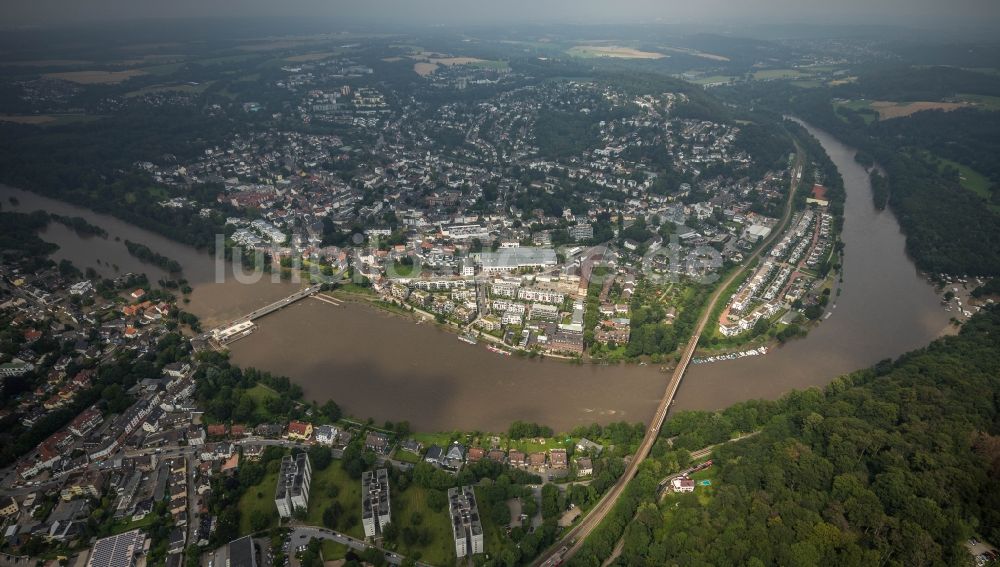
[753,68,806,80]
[957,93,1000,111]
[833,99,878,124]
[321,539,349,561]
[411,431,462,449]
[508,436,573,455]
[392,449,422,464]
[140,62,185,76]
[124,82,211,98]
[304,464,365,539]
[687,75,736,86]
[391,487,457,565]
[238,471,280,535]
[790,79,824,89]
[937,156,993,199]
[245,383,280,405]
[468,60,510,71]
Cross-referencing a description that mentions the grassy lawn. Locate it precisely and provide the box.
[244,383,282,422]
[245,383,279,405]
[332,283,375,297]
[660,467,718,514]
[412,432,461,449]
[321,539,349,561]
[393,449,422,464]
[304,464,365,539]
[688,468,718,506]
[508,436,573,455]
[937,156,993,200]
[391,486,456,565]
[239,471,280,536]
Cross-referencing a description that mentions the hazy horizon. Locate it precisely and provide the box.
[1,0,999,33]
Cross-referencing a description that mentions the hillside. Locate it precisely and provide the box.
[576,305,1000,566]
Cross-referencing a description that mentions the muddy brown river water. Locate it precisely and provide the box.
[0,122,951,432]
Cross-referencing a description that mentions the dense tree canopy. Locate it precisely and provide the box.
[574,306,1000,567]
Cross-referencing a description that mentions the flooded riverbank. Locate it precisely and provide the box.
[0,120,953,432]
[0,185,297,327]
[671,122,950,413]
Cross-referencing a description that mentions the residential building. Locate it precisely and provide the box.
[274,453,311,518]
[364,431,391,454]
[362,469,391,538]
[286,420,313,441]
[528,452,547,470]
[444,442,466,470]
[448,486,484,558]
[508,450,526,468]
[575,438,604,455]
[424,445,444,466]
[227,535,258,567]
[0,496,18,518]
[549,449,568,469]
[86,529,145,567]
[314,425,340,446]
[671,476,695,493]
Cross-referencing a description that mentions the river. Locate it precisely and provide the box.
[0,122,951,432]
[671,122,950,412]
[0,185,298,327]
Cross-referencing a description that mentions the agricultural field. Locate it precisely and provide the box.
[659,46,729,61]
[566,45,667,59]
[409,52,505,76]
[686,75,737,86]
[0,114,102,126]
[869,100,971,119]
[43,69,146,84]
[124,82,212,98]
[413,62,438,76]
[957,93,1000,111]
[3,59,92,66]
[752,68,806,80]
[284,52,338,62]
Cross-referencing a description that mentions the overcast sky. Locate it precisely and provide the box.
[2,0,999,30]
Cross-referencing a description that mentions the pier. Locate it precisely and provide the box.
[210,284,323,346]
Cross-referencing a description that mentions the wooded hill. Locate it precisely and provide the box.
[574,305,1000,566]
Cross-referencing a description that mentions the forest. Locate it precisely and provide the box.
[718,67,1000,276]
[0,106,234,251]
[124,240,183,273]
[572,306,1000,567]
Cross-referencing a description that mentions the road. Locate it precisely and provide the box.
[288,525,432,567]
[534,150,804,567]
